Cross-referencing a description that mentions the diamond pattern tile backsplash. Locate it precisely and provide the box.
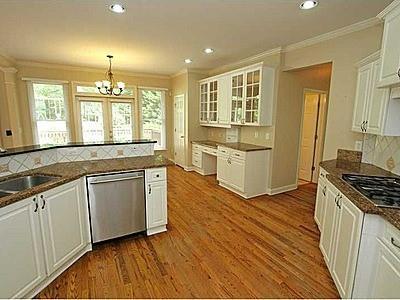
[0,144,154,177]
[362,134,400,175]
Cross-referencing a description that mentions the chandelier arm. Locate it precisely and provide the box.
[97,87,109,96]
[112,88,123,96]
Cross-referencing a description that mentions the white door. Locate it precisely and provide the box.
[299,93,319,181]
[352,64,372,132]
[314,177,327,231]
[330,195,364,298]
[229,158,246,192]
[320,184,338,265]
[379,8,400,86]
[371,240,400,298]
[366,60,390,135]
[79,99,107,143]
[174,94,185,167]
[39,180,88,275]
[146,181,167,229]
[0,197,46,298]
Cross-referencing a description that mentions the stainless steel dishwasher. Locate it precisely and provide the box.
[87,171,145,243]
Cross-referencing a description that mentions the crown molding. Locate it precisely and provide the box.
[170,68,209,78]
[377,0,400,19]
[355,50,381,68]
[16,60,171,80]
[209,47,282,75]
[171,68,188,78]
[283,17,382,53]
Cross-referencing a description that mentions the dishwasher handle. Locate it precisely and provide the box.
[90,175,143,185]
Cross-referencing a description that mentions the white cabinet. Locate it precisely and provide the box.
[199,63,276,128]
[0,179,90,299]
[40,180,89,274]
[352,55,400,136]
[199,76,230,128]
[146,168,167,235]
[378,2,400,87]
[0,197,46,298]
[230,65,275,126]
[217,146,271,198]
[314,168,328,230]
[371,239,400,298]
[319,181,364,298]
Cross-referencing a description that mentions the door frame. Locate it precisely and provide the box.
[173,94,186,167]
[74,96,135,142]
[296,88,329,184]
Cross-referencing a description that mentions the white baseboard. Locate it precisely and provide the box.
[184,166,195,172]
[25,243,92,298]
[147,225,167,236]
[267,183,298,195]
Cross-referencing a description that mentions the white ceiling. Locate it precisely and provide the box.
[0,0,392,75]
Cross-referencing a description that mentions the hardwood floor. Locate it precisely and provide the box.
[38,165,338,299]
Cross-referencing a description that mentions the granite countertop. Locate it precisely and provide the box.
[192,140,272,152]
[320,159,400,231]
[0,140,156,157]
[0,155,173,209]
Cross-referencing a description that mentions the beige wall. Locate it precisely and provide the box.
[283,24,383,160]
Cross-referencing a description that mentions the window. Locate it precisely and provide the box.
[29,82,69,145]
[140,89,166,150]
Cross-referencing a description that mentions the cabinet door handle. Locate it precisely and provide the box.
[40,195,46,209]
[33,197,38,213]
[322,186,326,196]
[337,195,342,209]
[364,120,368,132]
[391,237,400,249]
[397,68,400,79]
[360,122,364,132]
[148,184,152,195]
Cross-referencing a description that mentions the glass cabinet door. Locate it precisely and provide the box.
[208,80,218,122]
[200,83,208,122]
[231,73,244,124]
[245,69,260,124]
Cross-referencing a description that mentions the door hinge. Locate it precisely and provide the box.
[311,166,316,171]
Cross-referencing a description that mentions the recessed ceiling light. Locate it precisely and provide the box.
[109,4,125,14]
[204,48,214,54]
[184,58,192,64]
[300,0,318,10]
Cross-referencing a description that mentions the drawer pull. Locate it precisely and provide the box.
[391,237,400,249]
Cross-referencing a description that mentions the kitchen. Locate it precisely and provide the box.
[0,0,400,298]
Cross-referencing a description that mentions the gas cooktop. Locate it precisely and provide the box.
[342,174,400,209]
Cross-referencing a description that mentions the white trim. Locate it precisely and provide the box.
[0,67,17,73]
[138,86,169,91]
[283,17,382,53]
[377,0,400,19]
[203,62,265,82]
[355,51,381,68]
[22,77,69,84]
[266,184,298,195]
[209,47,282,75]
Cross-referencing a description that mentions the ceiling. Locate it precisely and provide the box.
[0,0,392,75]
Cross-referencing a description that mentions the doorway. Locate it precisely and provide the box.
[174,94,185,167]
[298,90,328,183]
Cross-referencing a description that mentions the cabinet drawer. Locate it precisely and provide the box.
[203,146,217,156]
[217,147,230,156]
[231,150,246,160]
[146,168,167,183]
[382,222,400,257]
[193,144,203,151]
[192,155,202,168]
[192,149,202,156]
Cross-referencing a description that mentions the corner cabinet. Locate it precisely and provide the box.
[199,63,276,128]
[352,54,400,136]
[378,2,400,87]
[0,179,91,299]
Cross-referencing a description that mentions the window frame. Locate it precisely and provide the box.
[139,88,167,151]
[27,80,71,145]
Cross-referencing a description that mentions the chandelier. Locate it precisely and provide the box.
[95,55,125,96]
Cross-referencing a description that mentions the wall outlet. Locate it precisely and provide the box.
[354,140,363,151]
[265,133,270,140]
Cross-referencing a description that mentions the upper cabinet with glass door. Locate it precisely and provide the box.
[199,63,275,128]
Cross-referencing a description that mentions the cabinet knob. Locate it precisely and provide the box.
[33,197,38,213]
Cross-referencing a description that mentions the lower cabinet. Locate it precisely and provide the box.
[0,179,90,298]
[146,168,168,235]
[314,168,328,230]
[320,181,364,298]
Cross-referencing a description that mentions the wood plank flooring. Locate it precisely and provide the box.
[38,165,338,298]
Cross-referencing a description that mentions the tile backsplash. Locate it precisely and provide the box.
[0,143,154,177]
[362,134,400,175]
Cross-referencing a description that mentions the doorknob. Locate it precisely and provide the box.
[180,135,184,138]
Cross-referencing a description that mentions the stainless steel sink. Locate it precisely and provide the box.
[0,175,59,193]
[0,190,12,198]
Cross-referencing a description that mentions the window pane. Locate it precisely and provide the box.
[32,83,68,145]
[112,102,133,142]
[141,89,165,150]
[80,101,104,143]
